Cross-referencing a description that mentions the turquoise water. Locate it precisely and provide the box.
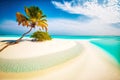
[91,38,120,64]
[0,35,120,64]
[0,35,119,39]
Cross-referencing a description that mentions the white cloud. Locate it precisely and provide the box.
[51,0,120,35]
[48,18,120,35]
[52,0,120,23]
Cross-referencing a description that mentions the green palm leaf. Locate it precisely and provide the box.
[16,6,48,31]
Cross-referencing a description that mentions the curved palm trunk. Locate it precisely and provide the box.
[0,27,32,52]
[15,27,32,43]
[0,42,14,52]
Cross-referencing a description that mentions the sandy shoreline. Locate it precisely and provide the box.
[0,39,79,59]
[0,38,120,80]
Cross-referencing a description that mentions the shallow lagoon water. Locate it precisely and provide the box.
[91,38,120,64]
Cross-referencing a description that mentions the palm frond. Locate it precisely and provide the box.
[24,7,30,18]
[16,6,48,30]
[40,15,47,19]
[37,20,48,32]
[41,19,47,22]
[16,12,29,27]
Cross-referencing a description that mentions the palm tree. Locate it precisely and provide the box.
[15,6,48,43]
[0,6,48,52]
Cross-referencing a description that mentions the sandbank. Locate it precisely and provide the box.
[0,38,120,80]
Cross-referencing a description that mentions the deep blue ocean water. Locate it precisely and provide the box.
[0,35,120,64]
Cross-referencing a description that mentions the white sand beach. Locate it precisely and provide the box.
[0,38,120,80]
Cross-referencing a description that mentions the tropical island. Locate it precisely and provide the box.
[0,6,51,52]
[0,0,120,80]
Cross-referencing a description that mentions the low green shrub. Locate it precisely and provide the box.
[30,31,52,41]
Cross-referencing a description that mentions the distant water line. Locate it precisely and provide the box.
[0,35,120,39]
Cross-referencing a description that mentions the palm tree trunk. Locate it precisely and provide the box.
[0,27,32,52]
[15,27,32,43]
[0,42,14,52]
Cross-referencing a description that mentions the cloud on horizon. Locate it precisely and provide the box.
[0,20,39,35]
[1,19,120,36]
[48,18,120,35]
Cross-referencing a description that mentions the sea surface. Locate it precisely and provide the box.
[0,35,120,64]
[90,37,120,64]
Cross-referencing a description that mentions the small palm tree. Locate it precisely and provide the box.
[15,6,48,43]
[0,6,48,52]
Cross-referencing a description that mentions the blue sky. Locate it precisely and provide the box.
[0,0,120,35]
[0,0,80,20]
